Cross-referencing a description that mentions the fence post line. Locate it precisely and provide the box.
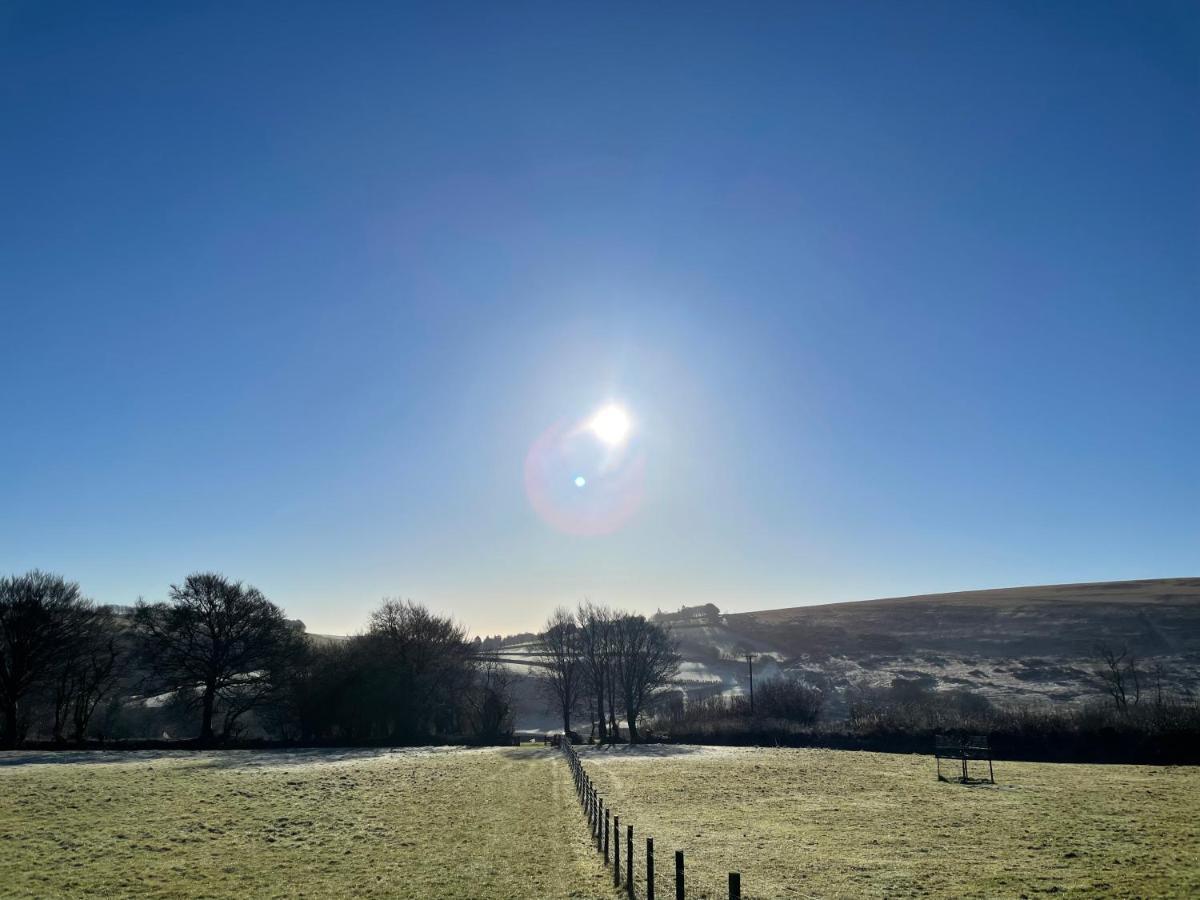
[675,850,684,900]
[626,824,633,895]
[646,837,655,900]
[604,808,610,861]
[597,798,604,850]
[613,816,620,886]
[729,872,741,900]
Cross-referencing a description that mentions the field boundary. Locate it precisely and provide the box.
[561,742,745,899]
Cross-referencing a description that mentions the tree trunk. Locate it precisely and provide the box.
[200,686,217,743]
[626,710,639,744]
[52,709,67,744]
[2,701,18,749]
[596,696,607,742]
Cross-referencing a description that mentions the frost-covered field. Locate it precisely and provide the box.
[6,744,1197,899]
[580,745,1200,899]
[0,747,615,899]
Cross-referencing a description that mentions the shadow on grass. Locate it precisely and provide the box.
[578,743,717,759]
[498,743,721,763]
[0,746,482,769]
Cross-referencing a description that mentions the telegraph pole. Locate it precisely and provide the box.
[746,653,755,715]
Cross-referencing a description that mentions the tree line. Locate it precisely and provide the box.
[0,570,512,748]
[651,649,1200,763]
[534,601,680,743]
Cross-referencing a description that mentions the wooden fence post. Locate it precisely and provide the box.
[729,872,741,900]
[626,824,633,895]
[646,837,654,900]
[613,815,620,886]
[604,808,610,861]
[675,850,684,900]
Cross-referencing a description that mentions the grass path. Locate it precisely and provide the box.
[0,747,617,899]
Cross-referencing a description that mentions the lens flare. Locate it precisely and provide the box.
[524,407,645,535]
[588,404,631,445]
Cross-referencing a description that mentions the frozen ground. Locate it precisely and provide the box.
[0,745,482,770]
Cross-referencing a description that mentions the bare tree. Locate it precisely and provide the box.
[536,607,583,736]
[466,660,514,743]
[576,601,615,742]
[612,614,679,743]
[0,571,92,747]
[134,573,301,743]
[51,606,126,743]
[1094,641,1141,711]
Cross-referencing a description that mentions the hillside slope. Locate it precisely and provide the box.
[650,578,1200,715]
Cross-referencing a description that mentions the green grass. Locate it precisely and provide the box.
[579,745,1200,899]
[0,747,617,899]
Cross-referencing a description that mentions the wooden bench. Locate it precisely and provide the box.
[935,734,995,783]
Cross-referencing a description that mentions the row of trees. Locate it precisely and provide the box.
[535,601,679,743]
[277,600,511,743]
[0,570,511,748]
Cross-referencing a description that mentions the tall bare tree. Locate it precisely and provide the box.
[134,573,301,743]
[536,607,583,736]
[0,571,92,747]
[576,601,615,742]
[612,614,679,743]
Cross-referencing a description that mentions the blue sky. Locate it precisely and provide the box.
[2,2,1197,635]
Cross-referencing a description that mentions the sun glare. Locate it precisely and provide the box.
[589,404,631,446]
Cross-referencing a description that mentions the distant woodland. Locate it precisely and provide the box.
[2,570,1197,762]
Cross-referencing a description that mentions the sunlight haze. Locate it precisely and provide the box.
[2,2,1197,636]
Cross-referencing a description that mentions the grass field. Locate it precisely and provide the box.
[579,745,1200,899]
[2,745,1197,899]
[0,747,616,899]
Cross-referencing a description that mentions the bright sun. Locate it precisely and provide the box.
[589,404,631,445]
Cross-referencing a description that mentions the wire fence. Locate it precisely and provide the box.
[560,741,745,900]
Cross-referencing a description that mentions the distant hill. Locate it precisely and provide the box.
[651,578,1200,715]
[310,580,1200,729]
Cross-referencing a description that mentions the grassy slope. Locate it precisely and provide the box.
[726,578,1200,659]
[580,746,1200,899]
[0,748,616,900]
